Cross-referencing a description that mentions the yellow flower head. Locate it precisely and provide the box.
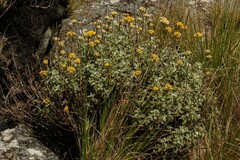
[194,32,203,38]
[151,54,160,62]
[165,27,172,33]
[152,86,159,91]
[63,105,69,112]
[66,31,76,36]
[96,20,102,24]
[67,66,76,73]
[39,70,48,76]
[111,11,118,17]
[102,29,107,34]
[176,22,184,27]
[42,98,50,105]
[164,83,173,90]
[135,70,142,76]
[104,62,110,67]
[176,22,187,29]
[177,59,184,65]
[173,31,182,38]
[94,39,101,44]
[123,15,135,23]
[94,52,100,57]
[160,17,170,25]
[89,41,95,47]
[42,59,48,65]
[148,29,155,35]
[74,58,81,64]
[143,14,150,18]
[105,16,111,20]
[84,31,96,38]
[58,40,65,47]
[69,53,76,59]
[60,50,66,55]
[139,6,146,12]
[136,48,143,54]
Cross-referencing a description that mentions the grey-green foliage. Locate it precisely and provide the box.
[132,50,208,154]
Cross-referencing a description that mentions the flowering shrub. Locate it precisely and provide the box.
[36,7,209,158]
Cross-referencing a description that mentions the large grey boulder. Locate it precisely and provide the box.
[0,124,59,160]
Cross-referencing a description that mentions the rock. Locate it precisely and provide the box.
[0,124,59,160]
[0,0,68,94]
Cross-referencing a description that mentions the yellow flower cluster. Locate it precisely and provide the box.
[104,16,110,20]
[74,58,81,64]
[148,29,155,35]
[104,62,110,67]
[42,59,48,65]
[165,27,172,33]
[177,59,184,65]
[69,53,76,59]
[58,41,65,47]
[136,48,143,54]
[66,31,76,36]
[64,105,69,112]
[123,15,135,23]
[160,17,170,25]
[135,70,142,76]
[89,41,95,47]
[84,31,96,38]
[176,22,187,30]
[60,50,66,55]
[194,32,203,38]
[94,39,100,44]
[39,70,48,76]
[111,11,118,17]
[143,14,151,18]
[102,29,107,34]
[152,86,159,91]
[164,83,173,90]
[67,66,76,73]
[151,54,160,62]
[173,31,182,38]
[139,6,146,12]
[94,52,100,57]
